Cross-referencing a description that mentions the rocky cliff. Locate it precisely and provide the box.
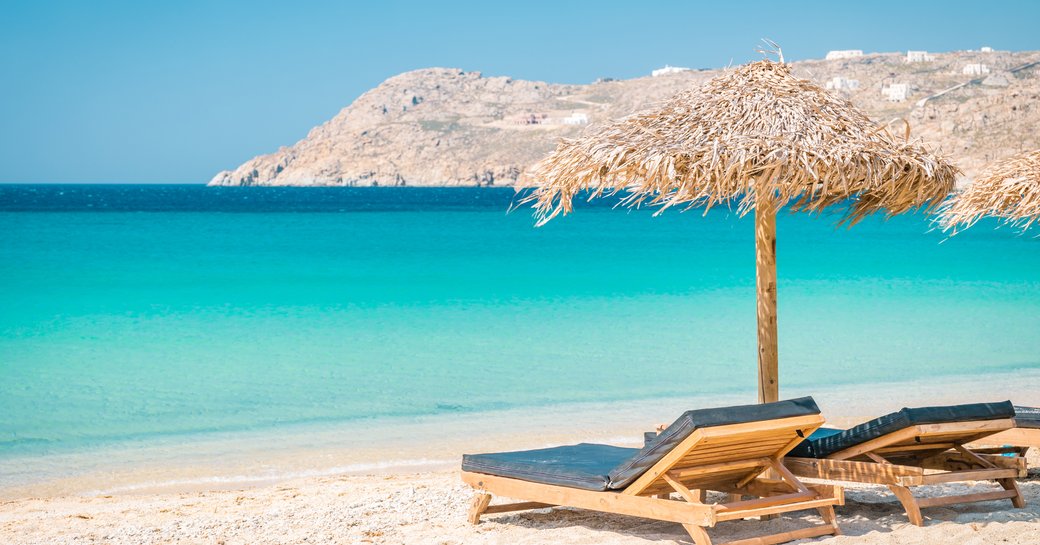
[210,50,1040,187]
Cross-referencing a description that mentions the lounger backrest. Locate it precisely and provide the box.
[803,401,1016,460]
[611,397,823,494]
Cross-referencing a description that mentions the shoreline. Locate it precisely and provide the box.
[3,369,1039,501]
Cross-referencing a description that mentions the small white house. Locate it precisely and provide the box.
[962,63,991,76]
[825,50,864,60]
[980,46,994,53]
[825,77,860,91]
[651,65,691,77]
[906,50,933,63]
[881,83,910,102]
[562,112,589,125]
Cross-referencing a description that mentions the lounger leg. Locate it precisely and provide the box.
[887,484,924,526]
[682,523,713,545]
[816,505,841,535]
[468,493,492,524]
[997,478,1026,509]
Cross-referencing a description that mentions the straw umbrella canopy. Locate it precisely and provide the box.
[523,58,958,403]
[939,149,1040,233]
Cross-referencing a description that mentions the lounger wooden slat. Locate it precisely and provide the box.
[969,406,1040,451]
[461,472,719,526]
[919,449,1027,475]
[713,524,835,545]
[918,468,1020,484]
[915,488,1020,508]
[975,428,1040,448]
[784,457,925,486]
[482,501,554,514]
[462,402,843,545]
[785,408,1027,527]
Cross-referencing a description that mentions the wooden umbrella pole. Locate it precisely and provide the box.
[754,191,779,404]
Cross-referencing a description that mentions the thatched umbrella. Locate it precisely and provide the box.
[524,58,958,403]
[939,149,1040,233]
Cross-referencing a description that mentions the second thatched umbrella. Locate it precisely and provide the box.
[525,59,958,403]
[939,149,1040,233]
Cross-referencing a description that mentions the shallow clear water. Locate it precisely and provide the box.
[1,184,1038,463]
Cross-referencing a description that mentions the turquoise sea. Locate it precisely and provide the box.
[1,184,1039,492]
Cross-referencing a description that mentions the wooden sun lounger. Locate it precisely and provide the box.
[462,412,843,545]
[785,418,1027,526]
[974,429,1040,449]
[970,406,1040,455]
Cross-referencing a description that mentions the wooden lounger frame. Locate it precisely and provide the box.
[785,418,1027,526]
[972,427,1040,450]
[462,414,844,545]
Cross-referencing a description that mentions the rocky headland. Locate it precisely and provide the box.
[210,50,1040,187]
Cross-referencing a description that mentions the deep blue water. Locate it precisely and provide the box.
[1,184,1038,459]
[0,184,541,212]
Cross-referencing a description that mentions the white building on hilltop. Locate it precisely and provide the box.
[825,76,860,91]
[651,65,690,77]
[980,46,994,53]
[906,50,934,63]
[962,63,991,76]
[825,50,863,60]
[881,83,910,102]
[562,112,589,125]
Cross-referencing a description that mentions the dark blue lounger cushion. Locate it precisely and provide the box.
[788,401,1016,459]
[462,396,820,491]
[787,427,843,458]
[461,443,639,491]
[1014,406,1040,429]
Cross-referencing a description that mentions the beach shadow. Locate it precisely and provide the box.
[494,507,688,542]
[479,480,1040,542]
[486,505,839,544]
[827,480,1040,536]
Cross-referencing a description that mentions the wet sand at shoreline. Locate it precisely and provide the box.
[5,371,1039,500]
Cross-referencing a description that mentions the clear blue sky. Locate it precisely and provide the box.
[2,0,1038,183]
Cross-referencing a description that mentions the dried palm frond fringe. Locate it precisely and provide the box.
[521,60,959,225]
[939,149,1040,233]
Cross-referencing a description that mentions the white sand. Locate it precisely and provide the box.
[2,451,1038,545]
[3,377,1039,544]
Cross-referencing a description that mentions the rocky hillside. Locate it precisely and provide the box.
[210,50,1040,187]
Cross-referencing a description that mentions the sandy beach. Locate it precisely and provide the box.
[2,450,1038,545]
[2,376,1039,545]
